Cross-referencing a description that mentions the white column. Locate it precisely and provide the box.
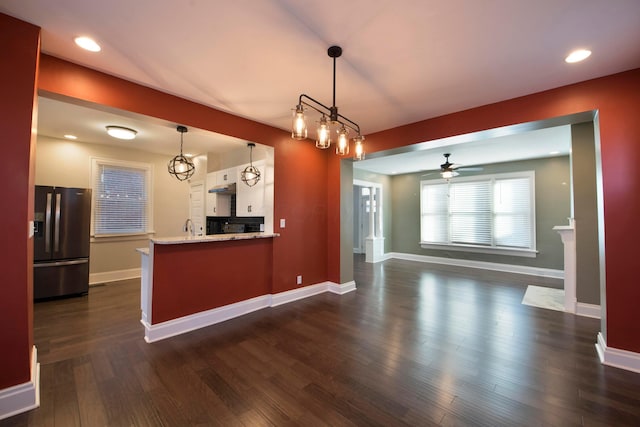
[368,187,375,238]
[375,187,383,238]
[365,186,385,263]
[554,222,577,313]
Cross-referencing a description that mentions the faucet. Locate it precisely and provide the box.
[183,218,194,236]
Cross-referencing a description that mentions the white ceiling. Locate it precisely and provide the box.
[3,0,640,172]
[355,125,572,175]
[37,97,249,157]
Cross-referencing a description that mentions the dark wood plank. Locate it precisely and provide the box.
[3,256,640,426]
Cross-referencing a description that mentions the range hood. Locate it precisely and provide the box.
[208,182,236,194]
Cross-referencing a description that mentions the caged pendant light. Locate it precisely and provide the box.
[168,125,195,181]
[241,143,261,187]
[291,46,365,160]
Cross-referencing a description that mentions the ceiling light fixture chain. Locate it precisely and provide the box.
[291,45,365,160]
[168,125,195,181]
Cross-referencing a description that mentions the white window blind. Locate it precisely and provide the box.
[91,158,153,236]
[494,177,532,248]
[450,181,492,245]
[421,183,449,243]
[420,172,534,251]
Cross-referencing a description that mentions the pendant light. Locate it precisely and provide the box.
[291,45,365,159]
[241,143,261,187]
[168,125,195,181]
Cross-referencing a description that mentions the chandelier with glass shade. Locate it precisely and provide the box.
[291,46,365,160]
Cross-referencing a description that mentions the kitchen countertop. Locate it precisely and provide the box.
[150,232,279,245]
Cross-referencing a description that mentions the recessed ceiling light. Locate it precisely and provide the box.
[106,126,137,140]
[549,151,560,155]
[64,134,78,140]
[74,36,101,52]
[565,49,591,63]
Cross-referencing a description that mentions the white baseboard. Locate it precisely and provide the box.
[90,268,141,285]
[143,295,271,343]
[596,332,640,374]
[387,252,564,279]
[270,283,327,307]
[328,280,357,295]
[143,280,357,343]
[0,346,40,420]
[576,302,601,319]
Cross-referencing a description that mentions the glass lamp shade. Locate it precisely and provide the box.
[241,165,261,187]
[168,155,195,181]
[441,170,459,180]
[354,135,365,160]
[316,115,331,149]
[292,105,307,140]
[106,125,137,140]
[335,126,349,155]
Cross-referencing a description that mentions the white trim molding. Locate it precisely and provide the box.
[387,252,563,279]
[90,268,141,285]
[576,303,601,319]
[0,346,40,420]
[143,280,356,343]
[596,332,640,374]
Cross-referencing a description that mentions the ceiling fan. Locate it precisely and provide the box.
[422,153,483,179]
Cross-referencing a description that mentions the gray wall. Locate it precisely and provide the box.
[572,122,600,304]
[340,160,354,284]
[390,156,571,270]
[353,168,393,253]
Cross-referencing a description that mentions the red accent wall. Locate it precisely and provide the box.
[152,240,273,323]
[363,69,640,353]
[3,12,640,397]
[36,55,332,314]
[0,13,39,389]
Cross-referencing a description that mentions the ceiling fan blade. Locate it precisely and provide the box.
[457,166,483,171]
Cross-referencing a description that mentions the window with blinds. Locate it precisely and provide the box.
[420,171,534,251]
[91,158,153,236]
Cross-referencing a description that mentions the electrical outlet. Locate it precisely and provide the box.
[296,275,302,285]
[280,218,286,228]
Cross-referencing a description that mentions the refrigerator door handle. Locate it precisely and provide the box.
[34,258,89,268]
[45,193,52,252]
[54,193,61,252]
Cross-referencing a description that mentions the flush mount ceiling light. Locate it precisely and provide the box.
[565,49,591,63]
[168,126,195,181]
[74,36,101,52]
[291,45,365,160]
[106,125,137,140]
[241,143,261,187]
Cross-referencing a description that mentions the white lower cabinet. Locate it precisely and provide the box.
[236,160,265,217]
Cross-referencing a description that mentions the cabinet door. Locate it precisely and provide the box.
[236,161,265,216]
[215,167,237,186]
[206,172,231,216]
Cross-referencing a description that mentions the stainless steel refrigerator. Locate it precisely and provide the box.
[33,186,91,300]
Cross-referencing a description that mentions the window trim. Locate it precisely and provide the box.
[90,157,154,238]
[419,171,536,257]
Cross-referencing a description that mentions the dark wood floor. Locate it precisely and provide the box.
[4,256,640,426]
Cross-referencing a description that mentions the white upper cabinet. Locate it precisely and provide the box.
[215,167,236,186]
[205,172,230,216]
[236,160,266,217]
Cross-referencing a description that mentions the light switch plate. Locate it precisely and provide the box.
[280,218,286,228]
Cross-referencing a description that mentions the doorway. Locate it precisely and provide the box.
[189,181,205,236]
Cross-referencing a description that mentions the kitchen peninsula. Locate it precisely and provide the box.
[137,232,279,342]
